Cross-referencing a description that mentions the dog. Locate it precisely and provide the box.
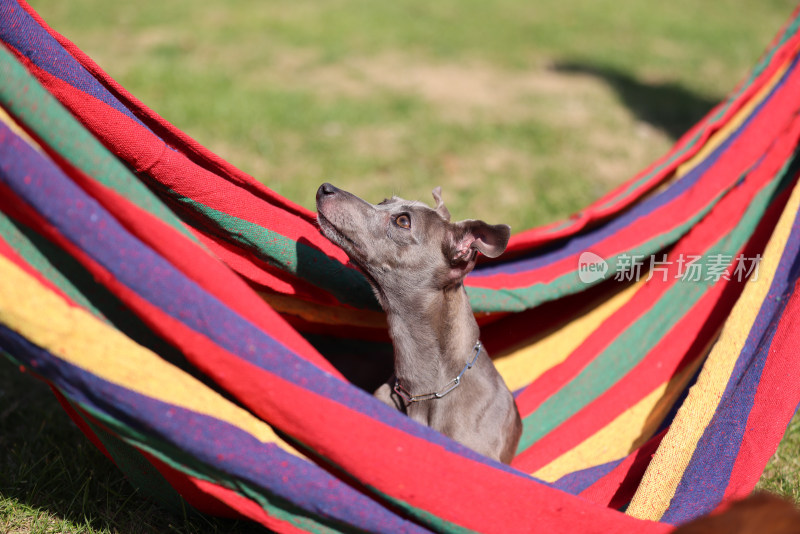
[316,183,522,463]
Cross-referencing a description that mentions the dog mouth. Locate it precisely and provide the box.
[317,211,368,265]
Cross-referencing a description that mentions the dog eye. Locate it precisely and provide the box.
[394,214,411,229]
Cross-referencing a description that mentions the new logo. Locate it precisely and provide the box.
[578,251,609,284]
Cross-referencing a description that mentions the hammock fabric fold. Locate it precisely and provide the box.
[2,0,800,531]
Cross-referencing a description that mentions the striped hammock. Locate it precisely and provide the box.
[2,0,800,531]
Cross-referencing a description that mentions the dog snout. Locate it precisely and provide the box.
[317,182,340,203]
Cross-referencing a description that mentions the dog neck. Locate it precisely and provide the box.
[382,282,480,396]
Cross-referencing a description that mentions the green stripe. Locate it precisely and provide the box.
[282,440,480,534]
[469,22,800,314]
[167,169,734,314]
[467,180,736,313]
[516,159,795,453]
[167,193,381,310]
[595,129,705,213]
[0,47,197,243]
[73,400,356,534]
[168,165,739,314]
[74,404,190,516]
[0,212,189,368]
[0,210,101,316]
[363,486,479,534]
[592,11,800,214]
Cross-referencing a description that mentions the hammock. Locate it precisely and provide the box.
[2,0,799,531]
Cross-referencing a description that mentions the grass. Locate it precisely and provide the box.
[3,0,799,531]
[0,358,266,534]
[29,0,797,229]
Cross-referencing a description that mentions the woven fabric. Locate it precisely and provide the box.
[2,0,800,530]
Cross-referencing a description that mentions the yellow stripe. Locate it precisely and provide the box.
[671,62,789,181]
[261,291,387,328]
[626,172,800,520]
[495,280,643,391]
[533,350,707,482]
[496,63,787,394]
[0,254,304,459]
[534,385,668,483]
[0,105,43,151]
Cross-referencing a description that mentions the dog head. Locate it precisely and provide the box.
[316,183,510,298]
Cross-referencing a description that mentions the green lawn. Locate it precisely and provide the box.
[28,0,797,229]
[2,0,799,531]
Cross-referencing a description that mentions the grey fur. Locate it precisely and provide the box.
[316,183,522,464]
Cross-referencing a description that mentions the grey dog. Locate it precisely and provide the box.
[316,183,522,463]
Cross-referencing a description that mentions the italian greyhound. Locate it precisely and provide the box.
[316,183,522,464]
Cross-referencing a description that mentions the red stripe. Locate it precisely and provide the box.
[0,227,79,306]
[70,151,334,374]
[223,346,672,533]
[51,391,305,533]
[486,163,733,287]
[2,57,339,373]
[188,227,345,306]
[14,54,348,263]
[187,476,309,534]
[579,430,667,509]
[513,106,800,418]
[723,275,800,501]
[139,448,310,534]
[49,383,114,463]
[513,177,793,472]
[471,40,800,290]
[1,182,670,534]
[52,393,256,525]
[481,279,624,356]
[503,24,800,255]
[16,0,317,225]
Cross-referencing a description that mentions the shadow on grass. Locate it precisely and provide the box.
[0,357,267,534]
[552,62,720,140]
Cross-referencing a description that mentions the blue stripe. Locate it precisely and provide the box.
[0,120,534,478]
[470,55,799,279]
[552,459,622,495]
[0,0,151,131]
[663,200,800,525]
[0,325,430,534]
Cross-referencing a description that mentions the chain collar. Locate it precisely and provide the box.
[393,340,482,404]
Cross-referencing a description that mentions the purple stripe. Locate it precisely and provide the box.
[0,325,430,534]
[552,459,622,495]
[0,120,528,475]
[662,201,800,525]
[470,57,797,279]
[0,0,149,130]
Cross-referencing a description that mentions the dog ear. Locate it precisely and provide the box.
[450,219,511,264]
[431,186,451,221]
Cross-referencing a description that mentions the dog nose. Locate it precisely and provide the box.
[317,182,339,200]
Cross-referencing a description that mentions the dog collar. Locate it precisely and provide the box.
[393,340,482,404]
